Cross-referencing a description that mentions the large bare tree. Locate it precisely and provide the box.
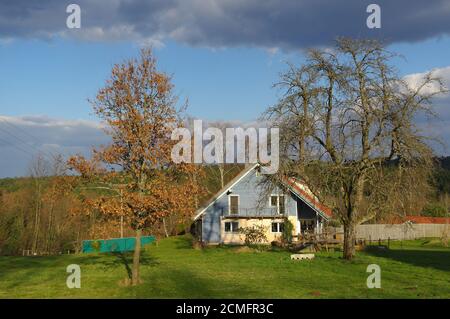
[264,38,447,259]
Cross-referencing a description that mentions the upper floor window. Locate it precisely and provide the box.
[269,194,286,214]
[229,195,239,215]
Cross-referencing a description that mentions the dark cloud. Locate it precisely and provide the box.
[0,0,450,49]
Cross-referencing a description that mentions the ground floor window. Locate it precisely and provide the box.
[224,221,239,233]
[271,222,284,233]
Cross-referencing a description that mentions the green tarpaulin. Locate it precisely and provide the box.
[82,236,155,253]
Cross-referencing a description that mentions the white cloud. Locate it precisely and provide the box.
[401,66,450,154]
[403,66,450,96]
[402,66,450,118]
[0,115,108,177]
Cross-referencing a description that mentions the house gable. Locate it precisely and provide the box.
[193,163,259,220]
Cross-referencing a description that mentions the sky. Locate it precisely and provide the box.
[0,0,450,177]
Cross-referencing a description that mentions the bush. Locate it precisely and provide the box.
[91,240,101,252]
[282,218,294,244]
[238,225,268,246]
[422,204,447,217]
[191,239,206,250]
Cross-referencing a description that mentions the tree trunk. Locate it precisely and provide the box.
[343,223,356,260]
[162,218,169,237]
[32,184,41,254]
[131,228,142,285]
[45,200,55,253]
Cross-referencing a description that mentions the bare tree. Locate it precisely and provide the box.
[29,153,49,254]
[205,121,240,189]
[264,38,447,259]
[43,154,67,253]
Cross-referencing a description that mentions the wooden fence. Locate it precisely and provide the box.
[330,223,449,241]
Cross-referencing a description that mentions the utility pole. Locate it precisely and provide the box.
[120,188,124,238]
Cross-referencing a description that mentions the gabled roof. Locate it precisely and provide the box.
[193,163,333,221]
[284,178,333,220]
[193,164,259,220]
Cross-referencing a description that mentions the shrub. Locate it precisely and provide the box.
[191,239,205,250]
[282,218,294,244]
[422,203,447,217]
[91,240,101,252]
[238,225,268,246]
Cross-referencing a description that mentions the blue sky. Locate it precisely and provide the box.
[1,0,450,177]
[0,39,290,121]
[1,36,449,122]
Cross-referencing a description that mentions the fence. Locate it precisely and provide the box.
[82,236,156,253]
[331,224,449,241]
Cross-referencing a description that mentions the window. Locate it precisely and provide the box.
[229,195,239,215]
[279,195,285,214]
[270,195,278,207]
[271,222,278,232]
[224,221,239,233]
[271,222,284,233]
[269,195,286,214]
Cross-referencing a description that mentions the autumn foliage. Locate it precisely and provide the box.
[67,48,205,285]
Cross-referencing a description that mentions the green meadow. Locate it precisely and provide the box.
[0,236,448,298]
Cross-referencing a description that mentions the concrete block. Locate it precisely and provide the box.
[291,253,315,260]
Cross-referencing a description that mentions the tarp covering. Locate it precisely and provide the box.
[82,236,155,253]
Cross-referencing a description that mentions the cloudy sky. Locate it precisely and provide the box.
[0,0,450,177]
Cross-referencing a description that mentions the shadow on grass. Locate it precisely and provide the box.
[365,247,450,272]
[113,252,132,279]
[0,254,83,291]
[73,250,159,281]
[146,266,257,298]
[172,235,195,250]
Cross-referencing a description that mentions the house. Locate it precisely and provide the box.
[193,164,333,244]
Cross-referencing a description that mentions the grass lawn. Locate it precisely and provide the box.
[0,235,449,298]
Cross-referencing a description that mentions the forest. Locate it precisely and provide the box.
[0,157,449,256]
[0,158,243,256]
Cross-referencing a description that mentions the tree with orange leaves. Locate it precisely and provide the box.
[68,48,204,286]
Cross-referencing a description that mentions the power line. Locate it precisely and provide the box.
[0,125,54,162]
[0,117,55,153]
[0,135,36,160]
[0,118,58,162]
